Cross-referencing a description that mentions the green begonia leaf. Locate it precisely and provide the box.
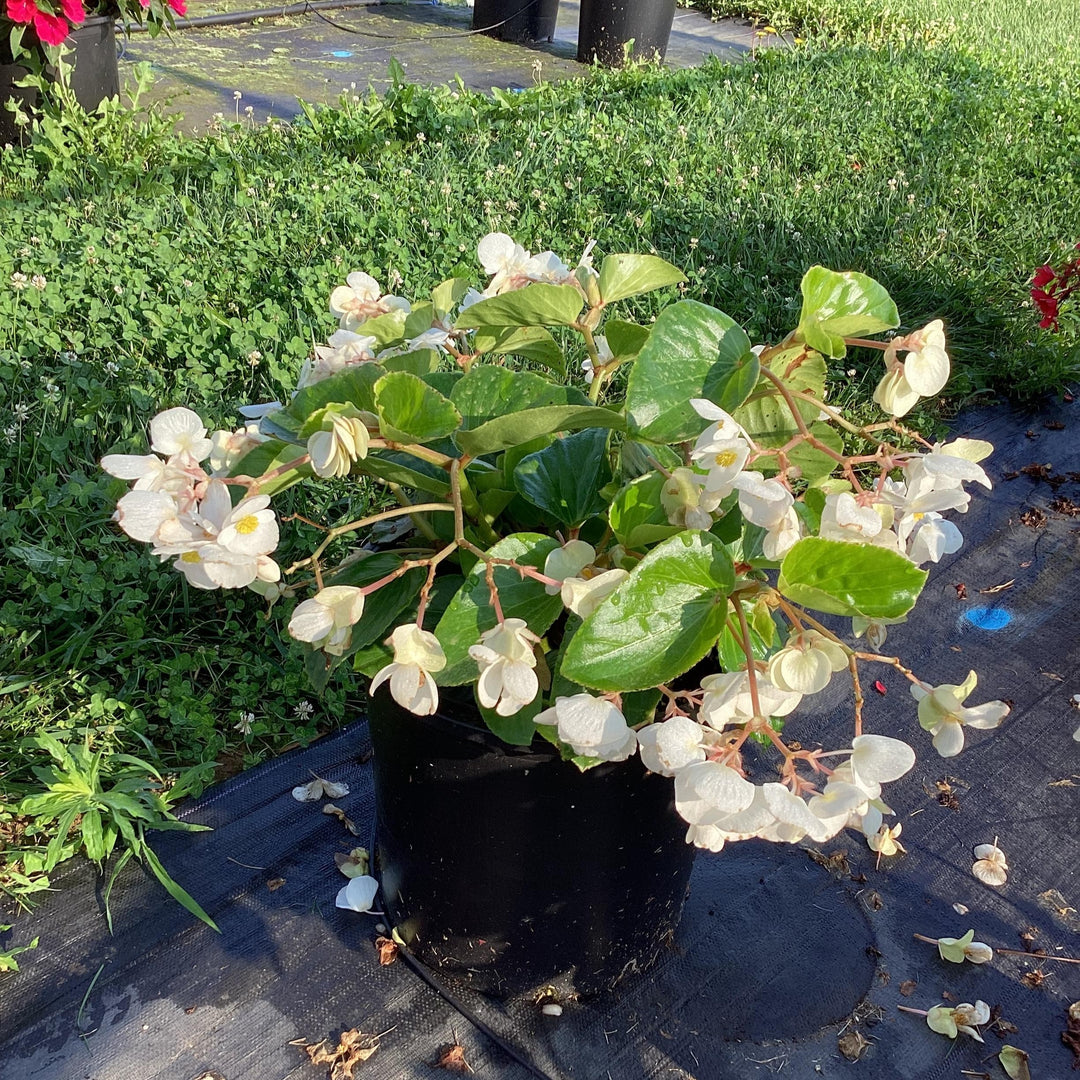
[380,348,441,376]
[513,428,612,526]
[477,696,540,746]
[229,439,311,496]
[778,537,927,618]
[796,266,900,358]
[602,319,651,360]
[454,283,583,329]
[561,530,735,692]
[608,470,680,549]
[626,301,750,443]
[452,365,588,429]
[734,350,826,443]
[597,254,685,304]
[701,332,760,412]
[472,325,565,375]
[375,370,461,443]
[275,364,384,434]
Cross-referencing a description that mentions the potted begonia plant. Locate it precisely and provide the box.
[102,236,1009,996]
[1,0,184,143]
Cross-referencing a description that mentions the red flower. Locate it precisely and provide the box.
[6,0,38,24]
[1032,264,1055,288]
[167,0,186,13]
[59,0,84,22]
[1033,291,1059,330]
[33,8,69,43]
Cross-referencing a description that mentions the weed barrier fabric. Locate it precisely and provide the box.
[2,403,1079,1079]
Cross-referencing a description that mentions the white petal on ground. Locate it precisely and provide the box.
[335,874,379,912]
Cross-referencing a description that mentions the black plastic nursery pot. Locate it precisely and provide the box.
[471,0,560,44]
[368,686,695,998]
[576,0,675,64]
[1,15,119,146]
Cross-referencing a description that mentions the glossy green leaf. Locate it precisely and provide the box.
[434,533,564,684]
[355,449,451,496]
[626,301,746,443]
[734,350,827,444]
[375,370,462,443]
[778,537,927,618]
[431,277,470,319]
[561,531,735,692]
[472,325,565,375]
[597,253,686,304]
[477,695,540,746]
[456,405,624,457]
[380,348,441,376]
[608,470,680,549]
[602,319,651,362]
[277,364,384,433]
[228,439,311,495]
[355,308,408,349]
[701,330,760,412]
[452,365,588,429]
[513,428,612,526]
[796,266,899,358]
[454,283,583,329]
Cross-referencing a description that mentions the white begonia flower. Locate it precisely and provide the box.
[851,614,906,650]
[660,467,722,530]
[299,331,379,389]
[911,670,1010,757]
[763,507,803,560]
[149,407,213,461]
[819,492,884,543]
[904,512,964,566]
[759,782,842,843]
[542,540,596,594]
[534,694,637,761]
[899,319,949,397]
[972,843,1008,886]
[561,568,629,619]
[926,1000,990,1042]
[209,423,265,474]
[114,489,182,543]
[307,411,371,479]
[674,761,757,826]
[335,874,380,913]
[637,716,707,776]
[866,821,905,857]
[766,630,848,695]
[698,671,802,730]
[288,585,366,655]
[580,335,613,385]
[477,232,531,295]
[369,623,447,716]
[689,400,752,498]
[102,452,168,485]
[937,930,994,965]
[731,471,793,529]
[920,444,992,491]
[521,248,571,284]
[849,732,917,789]
[329,271,410,330]
[469,618,540,716]
[873,366,921,418]
[457,286,484,313]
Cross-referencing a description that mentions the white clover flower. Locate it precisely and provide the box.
[972,843,1008,886]
[469,619,540,716]
[10,272,27,290]
[335,874,380,913]
[926,1000,990,1042]
[766,630,848,695]
[369,624,447,716]
[542,540,596,594]
[637,716,707,776]
[911,671,1010,757]
[937,930,994,964]
[560,568,629,619]
[235,712,255,735]
[289,585,366,656]
[31,274,46,290]
[534,694,637,761]
[307,411,371,479]
[149,407,213,461]
[698,671,801,730]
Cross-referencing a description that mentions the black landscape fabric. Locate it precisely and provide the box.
[1,403,1078,1079]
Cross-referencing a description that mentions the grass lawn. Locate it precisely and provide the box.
[1,0,1078,927]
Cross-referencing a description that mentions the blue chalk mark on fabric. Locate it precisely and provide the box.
[964,606,1011,630]
[331,50,353,57]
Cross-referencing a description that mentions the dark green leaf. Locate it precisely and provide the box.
[456,405,624,457]
[375,370,462,443]
[701,329,760,412]
[451,365,589,430]
[602,319,651,359]
[472,325,566,375]
[513,428,612,526]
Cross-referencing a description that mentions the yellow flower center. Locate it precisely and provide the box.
[714,450,738,468]
[234,514,260,535]
[912,512,925,522]
[180,551,202,564]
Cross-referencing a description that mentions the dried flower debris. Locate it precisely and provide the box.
[294,1027,390,1080]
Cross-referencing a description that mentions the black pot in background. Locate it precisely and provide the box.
[1,16,120,147]
[368,685,695,998]
[577,0,676,65]
[472,0,560,44]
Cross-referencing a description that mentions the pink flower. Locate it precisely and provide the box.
[33,9,69,44]
[6,0,37,24]
[167,0,186,13]
[59,0,84,23]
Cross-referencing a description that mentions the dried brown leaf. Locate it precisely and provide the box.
[805,848,850,878]
[1020,507,1048,529]
[989,1005,1019,1038]
[301,1029,381,1080]
[899,980,917,997]
[375,936,398,966]
[437,1043,474,1073]
[954,583,968,600]
[1064,1002,1080,1068]
[323,804,361,836]
[1021,969,1050,989]
[837,1031,870,1061]
[979,579,1015,594]
[266,877,286,892]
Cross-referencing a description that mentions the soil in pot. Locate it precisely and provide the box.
[367,685,695,998]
